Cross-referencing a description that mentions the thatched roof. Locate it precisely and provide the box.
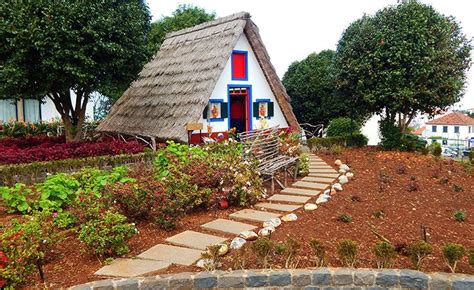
[98,12,300,142]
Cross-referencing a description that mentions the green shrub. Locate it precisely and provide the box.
[429,142,442,157]
[379,119,403,150]
[0,212,56,288]
[307,137,345,151]
[53,211,77,229]
[469,248,474,266]
[283,237,300,268]
[200,244,222,271]
[330,144,343,155]
[407,241,432,270]
[337,239,358,267]
[453,210,466,221]
[74,166,134,196]
[400,134,427,152]
[309,239,325,267]
[349,134,369,147]
[0,120,62,138]
[469,151,474,163]
[327,117,361,137]
[36,173,80,211]
[338,213,353,223]
[78,211,137,257]
[452,184,464,192]
[442,243,465,273]
[0,183,33,214]
[298,154,309,176]
[251,238,274,269]
[373,242,396,268]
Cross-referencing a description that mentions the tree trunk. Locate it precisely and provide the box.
[48,89,89,142]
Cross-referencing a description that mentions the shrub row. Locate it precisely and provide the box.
[0,121,62,138]
[307,134,368,150]
[0,151,156,186]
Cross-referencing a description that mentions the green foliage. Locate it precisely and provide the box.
[400,134,427,152]
[0,0,151,140]
[379,118,403,150]
[147,4,215,55]
[0,121,61,138]
[349,134,369,148]
[453,210,466,222]
[469,249,474,266]
[407,241,432,270]
[307,137,346,151]
[0,212,56,288]
[337,239,358,267]
[282,50,370,126]
[442,243,465,273]
[330,144,344,155]
[338,213,353,223]
[154,140,207,179]
[0,184,32,214]
[335,0,472,134]
[298,154,310,176]
[327,117,361,137]
[429,142,442,157]
[200,244,222,271]
[74,166,135,196]
[251,238,275,269]
[283,237,300,269]
[309,239,326,267]
[78,211,137,257]
[452,184,464,192]
[373,242,396,268]
[36,173,80,211]
[53,211,77,229]
[469,151,474,163]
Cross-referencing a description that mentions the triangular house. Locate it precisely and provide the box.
[98,12,299,143]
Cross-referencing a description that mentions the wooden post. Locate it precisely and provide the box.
[151,137,156,152]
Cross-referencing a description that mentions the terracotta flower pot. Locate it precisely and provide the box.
[219,199,229,210]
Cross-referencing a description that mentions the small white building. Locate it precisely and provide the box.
[425,112,474,149]
[98,12,299,144]
[0,94,94,123]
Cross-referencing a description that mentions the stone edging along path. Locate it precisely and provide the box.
[70,268,474,289]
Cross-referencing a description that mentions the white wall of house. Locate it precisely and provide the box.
[425,124,474,148]
[197,34,288,134]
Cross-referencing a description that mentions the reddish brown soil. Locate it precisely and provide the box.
[3,147,474,288]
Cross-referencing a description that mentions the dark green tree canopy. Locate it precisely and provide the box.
[147,4,216,55]
[283,50,369,126]
[334,0,472,132]
[0,0,151,141]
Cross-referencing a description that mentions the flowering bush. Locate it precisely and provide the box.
[279,127,301,157]
[0,212,56,289]
[78,211,137,257]
[0,120,61,138]
[0,136,144,165]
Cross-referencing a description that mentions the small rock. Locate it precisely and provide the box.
[304,203,318,211]
[338,175,349,185]
[339,168,347,174]
[217,243,228,256]
[316,194,330,204]
[258,226,275,237]
[323,189,331,195]
[335,159,342,166]
[230,237,247,249]
[340,164,350,172]
[332,183,343,191]
[346,172,354,178]
[239,230,258,241]
[281,213,298,222]
[196,258,219,269]
[263,217,281,228]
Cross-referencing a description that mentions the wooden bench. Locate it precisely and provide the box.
[238,127,299,193]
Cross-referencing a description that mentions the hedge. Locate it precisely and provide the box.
[307,134,368,150]
[0,151,156,186]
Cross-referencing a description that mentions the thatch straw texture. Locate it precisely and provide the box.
[98,12,299,142]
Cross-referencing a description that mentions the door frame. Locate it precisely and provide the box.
[227,84,252,132]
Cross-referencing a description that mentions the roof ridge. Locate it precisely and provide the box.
[166,11,250,39]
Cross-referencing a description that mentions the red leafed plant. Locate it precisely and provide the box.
[0,136,144,165]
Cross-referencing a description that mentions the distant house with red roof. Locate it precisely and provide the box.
[425,112,474,148]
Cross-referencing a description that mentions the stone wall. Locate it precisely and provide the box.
[70,268,474,289]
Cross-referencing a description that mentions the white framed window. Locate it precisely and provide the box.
[23,99,41,123]
[0,99,18,122]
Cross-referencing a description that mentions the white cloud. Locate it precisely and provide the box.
[146,0,474,109]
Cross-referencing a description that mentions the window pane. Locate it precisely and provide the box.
[24,99,41,123]
[443,126,448,133]
[454,126,459,133]
[0,99,17,122]
[432,125,437,132]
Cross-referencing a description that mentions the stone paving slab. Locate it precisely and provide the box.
[302,176,335,183]
[293,181,329,190]
[281,187,320,196]
[309,160,326,164]
[309,165,333,169]
[201,219,257,235]
[309,169,337,173]
[95,258,170,277]
[229,209,281,222]
[137,244,202,266]
[255,202,301,212]
[267,194,311,204]
[165,230,227,251]
[309,173,340,178]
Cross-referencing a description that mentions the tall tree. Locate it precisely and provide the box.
[334,0,472,134]
[147,4,216,55]
[283,50,369,126]
[0,0,151,141]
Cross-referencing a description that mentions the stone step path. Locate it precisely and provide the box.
[293,181,330,190]
[229,209,281,223]
[201,219,257,235]
[165,230,227,250]
[254,202,301,212]
[281,187,320,196]
[95,153,343,278]
[267,194,311,204]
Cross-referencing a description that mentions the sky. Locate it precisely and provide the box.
[146,0,474,110]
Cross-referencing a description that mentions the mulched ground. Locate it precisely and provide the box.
[3,147,473,288]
